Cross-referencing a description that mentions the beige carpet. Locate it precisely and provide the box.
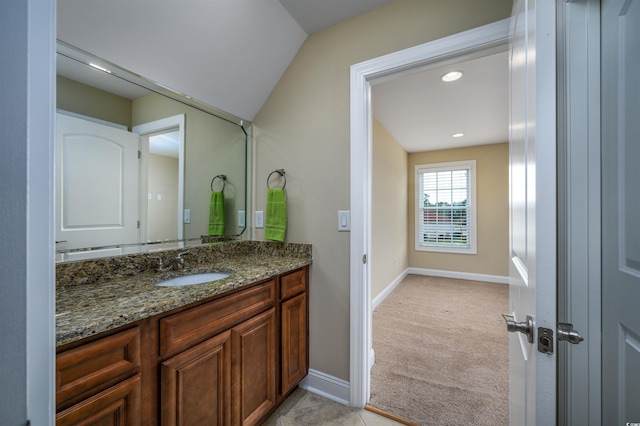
[369,274,509,426]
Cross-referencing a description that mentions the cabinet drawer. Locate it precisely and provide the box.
[280,268,306,300]
[159,280,275,357]
[56,373,141,426]
[56,327,140,410]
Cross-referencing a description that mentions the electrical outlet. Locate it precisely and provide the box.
[238,210,246,227]
[184,209,191,224]
[255,211,264,228]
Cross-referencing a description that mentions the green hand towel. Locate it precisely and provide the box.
[208,191,225,236]
[264,188,287,242]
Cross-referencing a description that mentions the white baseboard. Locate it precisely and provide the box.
[299,369,350,406]
[372,269,409,310]
[407,267,509,284]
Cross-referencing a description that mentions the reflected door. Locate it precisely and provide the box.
[56,113,140,249]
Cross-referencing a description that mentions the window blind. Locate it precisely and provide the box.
[418,168,470,248]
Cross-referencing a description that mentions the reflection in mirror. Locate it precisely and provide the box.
[55,42,249,259]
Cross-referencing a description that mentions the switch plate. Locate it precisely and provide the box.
[338,210,350,231]
[255,211,264,228]
[184,209,191,224]
[238,210,246,227]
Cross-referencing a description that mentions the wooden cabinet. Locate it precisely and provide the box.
[56,266,309,426]
[56,374,141,426]
[161,331,232,425]
[232,308,277,425]
[281,293,307,394]
[279,267,309,396]
[55,327,142,425]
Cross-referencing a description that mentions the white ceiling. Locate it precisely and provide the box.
[57,0,507,153]
[372,51,508,153]
[149,132,180,158]
[277,0,393,34]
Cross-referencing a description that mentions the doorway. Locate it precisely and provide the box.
[133,114,185,242]
[146,130,181,241]
[367,50,510,425]
[349,19,510,408]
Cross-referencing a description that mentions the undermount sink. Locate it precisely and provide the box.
[155,272,231,287]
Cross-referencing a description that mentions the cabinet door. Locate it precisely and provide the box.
[231,308,277,426]
[161,330,232,426]
[56,373,141,426]
[281,292,308,394]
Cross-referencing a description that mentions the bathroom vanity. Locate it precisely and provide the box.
[55,241,311,425]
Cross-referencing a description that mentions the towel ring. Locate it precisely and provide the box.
[211,174,227,192]
[267,169,286,189]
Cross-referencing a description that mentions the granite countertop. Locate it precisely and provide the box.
[56,241,312,347]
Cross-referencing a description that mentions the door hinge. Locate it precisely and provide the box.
[362,254,367,264]
[137,220,140,229]
[138,150,141,159]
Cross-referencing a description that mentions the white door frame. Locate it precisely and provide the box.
[349,19,510,408]
[556,0,602,423]
[133,114,186,241]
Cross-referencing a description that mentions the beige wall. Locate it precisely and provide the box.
[147,154,179,241]
[253,0,512,381]
[132,93,247,239]
[57,75,132,128]
[371,119,408,300]
[408,143,509,276]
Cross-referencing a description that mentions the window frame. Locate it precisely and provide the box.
[414,160,477,254]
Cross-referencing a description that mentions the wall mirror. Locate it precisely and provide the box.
[55,41,249,261]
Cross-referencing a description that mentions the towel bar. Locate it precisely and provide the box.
[267,169,286,189]
[210,174,227,192]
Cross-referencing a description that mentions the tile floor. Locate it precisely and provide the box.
[264,388,405,426]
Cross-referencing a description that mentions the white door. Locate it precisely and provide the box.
[56,113,141,250]
[507,0,557,424]
[601,0,640,422]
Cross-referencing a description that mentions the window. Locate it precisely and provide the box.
[415,160,476,254]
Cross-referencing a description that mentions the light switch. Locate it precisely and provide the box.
[255,211,264,228]
[157,193,162,201]
[338,210,350,231]
[238,211,246,227]
[184,209,191,224]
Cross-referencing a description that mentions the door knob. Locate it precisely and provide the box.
[557,322,584,344]
[502,313,534,343]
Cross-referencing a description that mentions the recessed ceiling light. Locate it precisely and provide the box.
[452,133,465,138]
[441,71,463,82]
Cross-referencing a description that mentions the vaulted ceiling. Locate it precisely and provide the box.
[57,0,507,153]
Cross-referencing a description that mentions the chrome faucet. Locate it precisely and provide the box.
[150,251,193,272]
